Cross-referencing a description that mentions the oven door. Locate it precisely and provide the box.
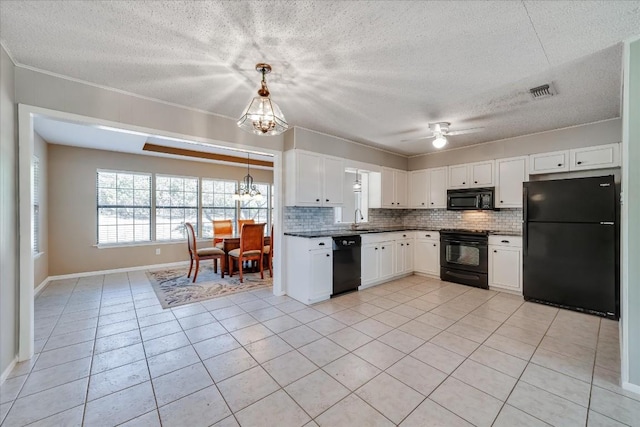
[440,237,488,274]
[447,194,480,210]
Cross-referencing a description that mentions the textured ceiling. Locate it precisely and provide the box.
[2,1,640,156]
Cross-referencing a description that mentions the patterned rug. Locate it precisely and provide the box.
[147,264,272,309]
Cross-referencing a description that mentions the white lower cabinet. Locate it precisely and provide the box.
[394,235,414,275]
[488,236,522,294]
[361,232,417,287]
[285,237,333,304]
[414,231,440,276]
[379,243,395,281]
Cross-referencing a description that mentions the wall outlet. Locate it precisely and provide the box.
[155,248,161,255]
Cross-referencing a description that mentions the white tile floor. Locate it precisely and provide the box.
[2,272,639,426]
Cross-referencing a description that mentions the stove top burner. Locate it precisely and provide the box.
[439,228,489,235]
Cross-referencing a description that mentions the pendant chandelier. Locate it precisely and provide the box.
[237,63,288,136]
[353,170,362,193]
[233,154,262,201]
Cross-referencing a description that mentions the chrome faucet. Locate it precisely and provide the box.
[352,208,364,230]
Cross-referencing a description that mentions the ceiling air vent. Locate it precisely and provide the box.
[529,83,557,100]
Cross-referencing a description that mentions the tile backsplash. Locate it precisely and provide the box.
[283,207,522,233]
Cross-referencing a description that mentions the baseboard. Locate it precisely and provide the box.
[34,277,51,297]
[47,260,190,281]
[622,381,640,396]
[1,356,18,385]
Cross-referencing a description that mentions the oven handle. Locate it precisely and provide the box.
[444,270,481,281]
[442,240,483,246]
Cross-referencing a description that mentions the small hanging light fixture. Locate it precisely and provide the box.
[237,63,289,136]
[353,170,362,193]
[233,154,262,201]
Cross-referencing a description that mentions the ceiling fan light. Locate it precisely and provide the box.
[433,135,447,149]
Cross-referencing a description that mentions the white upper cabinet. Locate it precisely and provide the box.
[322,157,345,206]
[409,170,428,208]
[448,164,468,189]
[284,150,344,207]
[570,143,621,171]
[529,150,570,175]
[428,167,447,209]
[408,167,447,209]
[469,161,494,187]
[447,161,494,189]
[495,156,528,208]
[375,167,407,208]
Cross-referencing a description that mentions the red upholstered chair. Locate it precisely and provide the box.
[185,223,225,282]
[228,223,265,283]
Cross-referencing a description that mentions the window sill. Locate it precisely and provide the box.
[94,239,215,249]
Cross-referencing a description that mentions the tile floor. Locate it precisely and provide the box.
[1,272,639,426]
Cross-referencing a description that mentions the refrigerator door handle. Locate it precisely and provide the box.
[523,186,528,256]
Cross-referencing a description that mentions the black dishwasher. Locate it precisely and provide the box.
[332,235,361,296]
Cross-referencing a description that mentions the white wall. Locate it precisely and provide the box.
[408,118,622,170]
[33,132,48,289]
[0,44,18,376]
[622,38,640,390]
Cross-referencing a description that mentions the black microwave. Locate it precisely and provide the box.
[447,187,495,210]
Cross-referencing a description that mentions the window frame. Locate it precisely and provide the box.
[154,173,200,242]
[96,169,152,245]
[32,156,40,255]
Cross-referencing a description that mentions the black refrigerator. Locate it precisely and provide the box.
[523,175,619,319]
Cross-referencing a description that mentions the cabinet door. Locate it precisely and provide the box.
[404,240,414,273]
[309,249,333,300]
[448,164,468,189]
[529,151,570,174]
[470,161,494,187]
[570,143,621,171]
[296,152,323,205]
[379,242,395,280]
[428,168,447,209]
[381,168,395,208]
[322,157,345,206]
[489,246,522,292]
[394,171,408,207]
[361,243,379,285]
[414,240,439,275]
[496,157,528,208]
[409,171,428,208]
[395,241,405,275]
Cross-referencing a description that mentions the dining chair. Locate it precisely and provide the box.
[237,219,255,234]
[228,223,265,283]
[213,219,233,248]
[185,223,225,282]
[262,224,273,278]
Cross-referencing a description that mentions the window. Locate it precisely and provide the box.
[201,179,237,237]
[32,156,40,254]
[335,171,369,224]
[97,171,151,244]
[240,182,270,230]
[155,175,199,240]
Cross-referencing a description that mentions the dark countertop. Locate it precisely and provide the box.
[284,227,522,238]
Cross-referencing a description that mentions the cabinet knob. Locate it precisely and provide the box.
[407,243,410,246]
[494,250,497,253]
[319,242,325,246]
[421,202,425,205]
[577,161,583,165]
[430,202,434,205]
[381,246,385,250]
[316,198,320,202]
[401,243,404,246]
[433,244,437,247]
[500,200,504,203]
[375,247,378,250]
[501,240,510,243]
[326,253,330,257]
[557,163,562,167]
[425,234,431,237]
[402,234,407,237]
[474,181,478,184]
[463,182,466,184]
[326,199,329,202]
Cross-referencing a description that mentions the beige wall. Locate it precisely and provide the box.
[291,127,408,170]
[408,118,622,170]
[33,132,48,289]
[47,144,273,276]
[1,45,18,376]
[14,67,285,154]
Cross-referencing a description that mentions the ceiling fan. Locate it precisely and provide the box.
[403,122,484,149]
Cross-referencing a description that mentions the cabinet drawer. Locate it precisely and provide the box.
[489,236,522,247]
[416,231,440,241]
[307,237,332,250]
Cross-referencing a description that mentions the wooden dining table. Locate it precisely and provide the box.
[216,234,271,276]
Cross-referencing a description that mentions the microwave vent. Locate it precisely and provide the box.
[529,83,557,100]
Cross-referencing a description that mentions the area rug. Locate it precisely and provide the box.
[147,264,272,309]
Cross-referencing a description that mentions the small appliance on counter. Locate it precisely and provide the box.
[440,229,489,289]
[447,187,495,210]
[332,235,361,296]
[523,175,619,319]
